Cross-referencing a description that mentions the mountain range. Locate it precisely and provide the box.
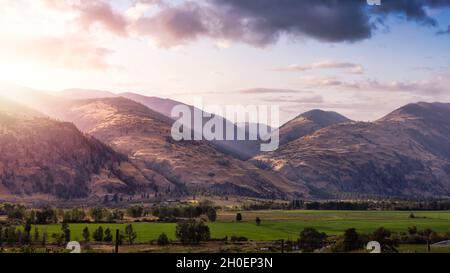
[1,86,450,201]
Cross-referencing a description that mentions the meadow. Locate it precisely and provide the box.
[32,210,450,243]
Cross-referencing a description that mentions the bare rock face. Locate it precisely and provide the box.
[255,103,450,199]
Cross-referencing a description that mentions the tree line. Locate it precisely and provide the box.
[241,199,450,211]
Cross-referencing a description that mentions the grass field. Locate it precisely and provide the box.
[31,210,450,243]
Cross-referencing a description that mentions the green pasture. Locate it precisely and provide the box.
[31,210,450,243]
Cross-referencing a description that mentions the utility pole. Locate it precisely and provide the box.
[115,229,120,253]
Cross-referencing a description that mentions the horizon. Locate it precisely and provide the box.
[2,83,447,125]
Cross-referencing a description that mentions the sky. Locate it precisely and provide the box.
[0,0,449,123]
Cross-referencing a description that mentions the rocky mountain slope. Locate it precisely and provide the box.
[0,98,155,201]
[57,89,264,160]
[254,102,450,199]
[52,97,307,199]
[278,109,351,146]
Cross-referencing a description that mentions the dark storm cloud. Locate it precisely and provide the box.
[58,0,450,47]
[208,0,372,45]
[371,0,450,26]
[207,0,450,46]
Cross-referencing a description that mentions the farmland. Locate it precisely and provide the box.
[31,210,450,243]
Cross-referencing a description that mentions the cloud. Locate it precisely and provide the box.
[43,0,128,36]
[236,88,306,94]
[130,1,208,47]
[263,94,324,104]
[298,71,450,96]
[275,60,365,74]
[38,0,450,48]
[437,25,450,35]
[130,0,450,47]
[371,0,439,26]
[0,35,113,70]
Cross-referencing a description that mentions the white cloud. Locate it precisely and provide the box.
[275,60,365,74]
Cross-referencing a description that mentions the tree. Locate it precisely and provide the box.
[371,227,398,253]
[23,219,32,244]
[36,206,57,224]
[422,228,434,252]
[89,208,104,222]
[236,213,243,222]
[408,226,418,235]
[176,220,210,245]
[298,227,327,253]
[199,199,214,213]
[93,226,104,242]
[157,233,170,246]
[82,227,90,243]
[124,224,137,245]
[33,226,40,242]
[61,223,71,243]
[126,206,144,218]
[42,230,48,247]
[256,217,261,226]
[104,228,113,242]
[206,208,217,222]
[342,228,361,252]
[0,225,3,246]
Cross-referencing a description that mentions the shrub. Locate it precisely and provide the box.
[298,227,327,253]
[157,233,170,246]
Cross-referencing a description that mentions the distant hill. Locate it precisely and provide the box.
[58,89,118,100]
[278,109,351,146]
[254,102,450,199]
[119,92,263,160]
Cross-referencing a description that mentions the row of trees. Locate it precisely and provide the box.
[0,223,138,247]
[1,200,217,224]
[2,205,125,224]
[151,202,217,222]
[241,199,450,211]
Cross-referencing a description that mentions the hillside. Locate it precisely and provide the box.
[53,97,308,199]
[278,109,351,146]
[54,90,263,160]
[119,92,263,160]
[0,98,155,201]
[254,103,450,199]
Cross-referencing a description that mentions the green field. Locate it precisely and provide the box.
[32,210,450,243]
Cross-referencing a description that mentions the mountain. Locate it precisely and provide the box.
[0,85,64,118]
[119,92,263,160]
[53,97,308,199]
[58,89,118,100]
[278,109,351,146]
[254,102,450,199]
[54,90,263,160]
[0,98,155,201]
[119,92,181,118]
